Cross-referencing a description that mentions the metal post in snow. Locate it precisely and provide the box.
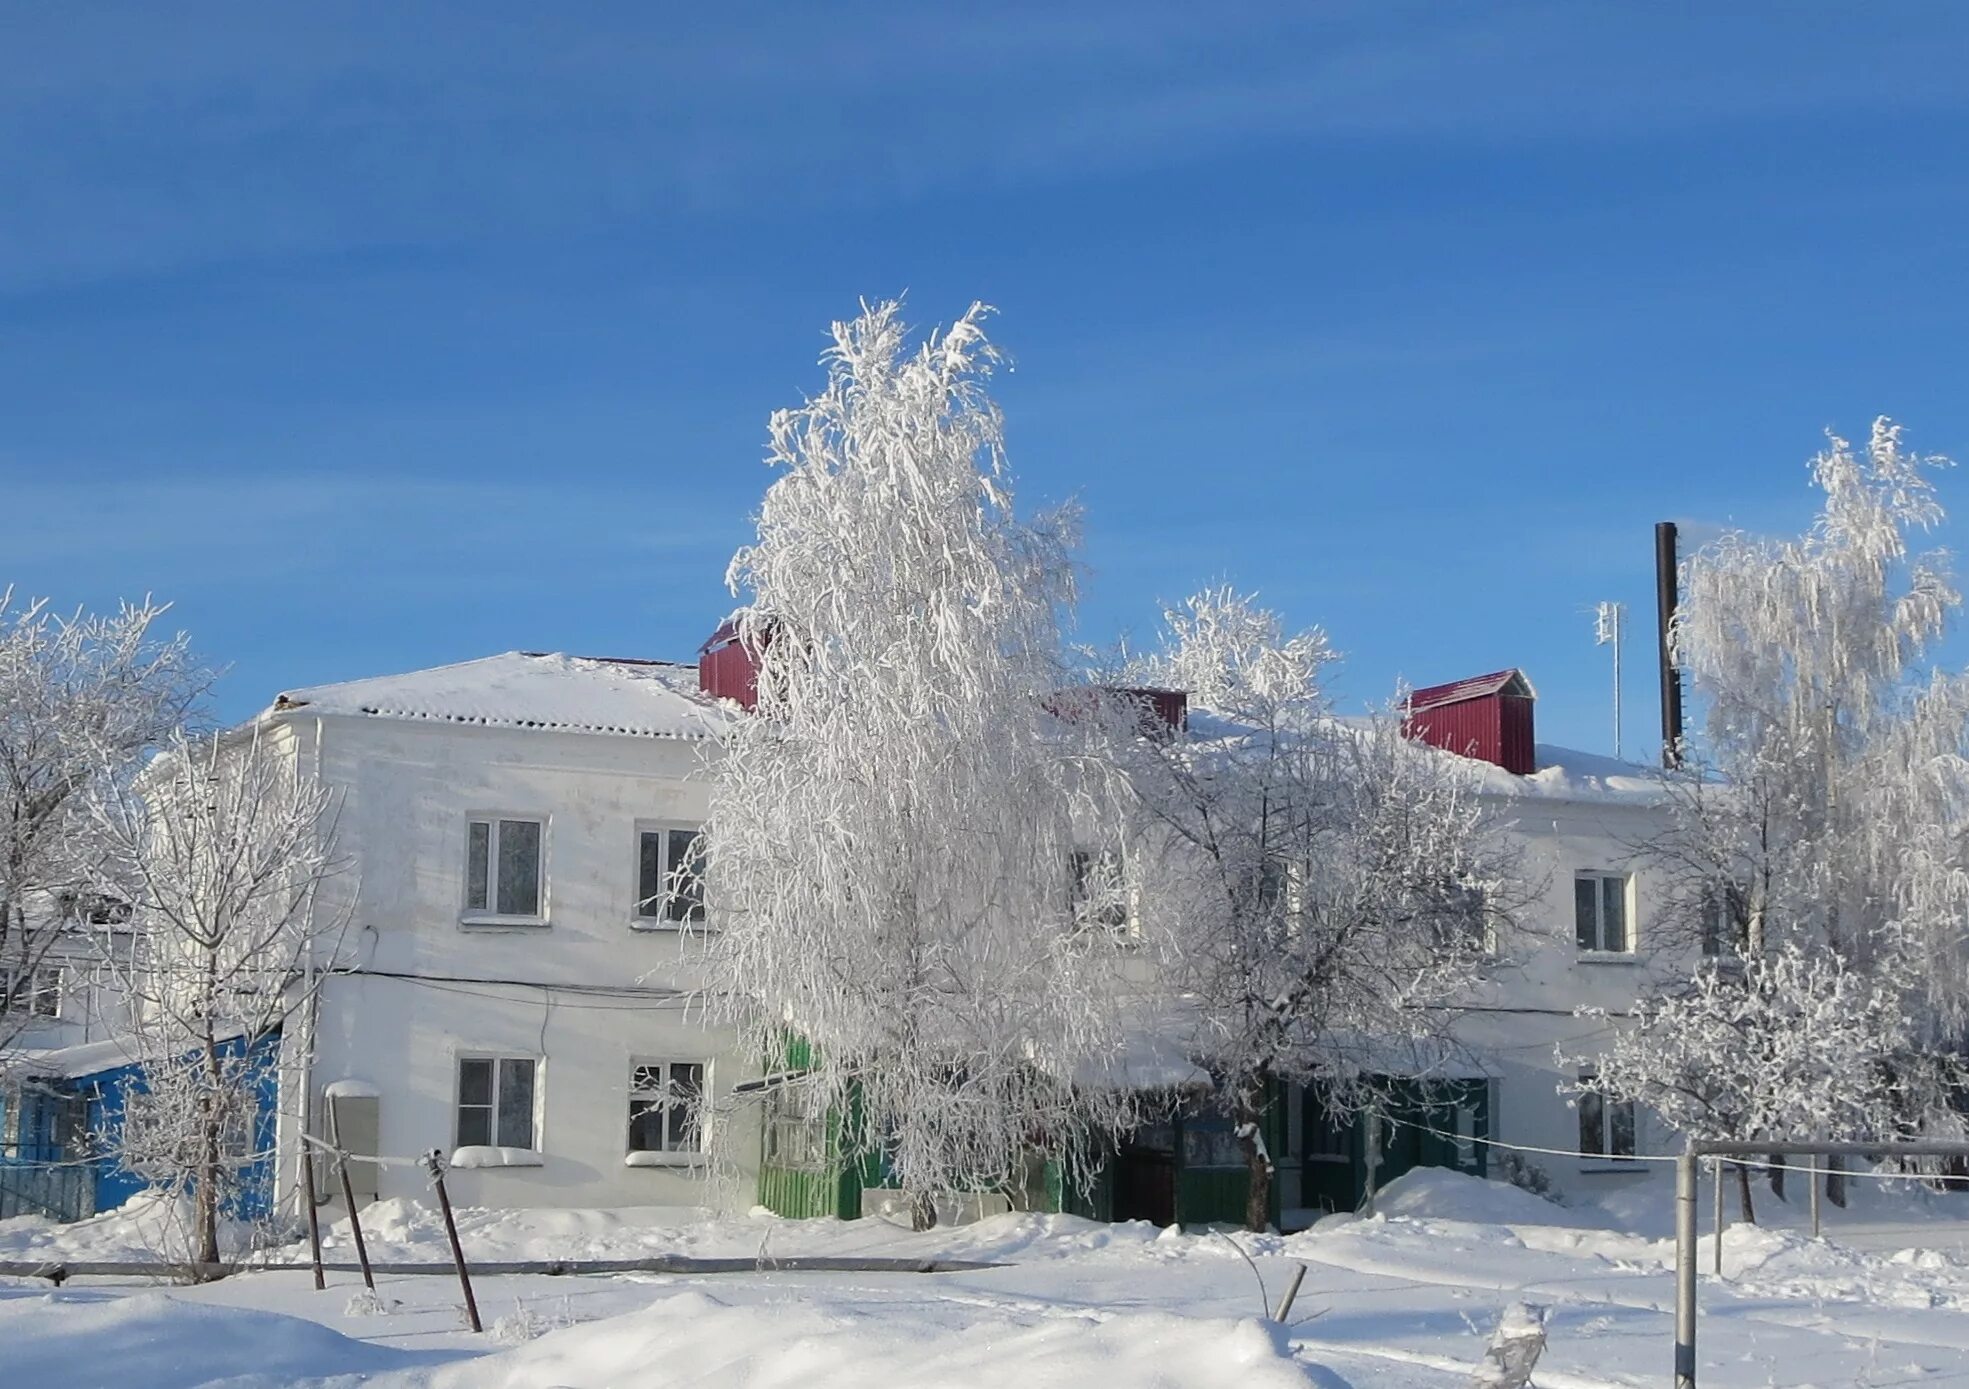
[1712,1158,1725,1276]
[423,1150,481,1334]
[1675,1139,1969,1389]
[327,1098,375,1293]
[1810,1155,1823,1239]
[301,1148,326,1291]
[1674,1150,1697,1389]
[1272,1262,1308,1323]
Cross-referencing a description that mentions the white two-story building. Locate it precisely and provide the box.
[42,642,1701,1231]
[250,650,758,1217]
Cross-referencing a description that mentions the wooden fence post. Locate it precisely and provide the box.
[327,1098,375,1293]
[300,1148,326,1291]
[423,1149,481,1333]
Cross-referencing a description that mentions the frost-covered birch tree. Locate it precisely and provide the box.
[0,593,208,1054]
[707,301,1135,1228]
[88,728,348,1272]
[1608,419,1969,1205]
[1123,589,1515,1230]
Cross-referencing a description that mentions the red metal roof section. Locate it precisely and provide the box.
[1406,668,1536,714]
[698,618,761,710]
[1402,668,1537,776]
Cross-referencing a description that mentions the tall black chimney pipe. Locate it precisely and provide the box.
[1655,521,1684,768]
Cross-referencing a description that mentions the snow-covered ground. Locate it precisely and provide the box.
[9,1169,1969,1387]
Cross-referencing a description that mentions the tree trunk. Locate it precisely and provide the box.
[1234,1076,1274,1233]
[1736,1160,1756,1225]
[1767,1154,1785,1202]
[907,1188,936,1232]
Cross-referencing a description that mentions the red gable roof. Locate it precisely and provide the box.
[1406,668,1536,714]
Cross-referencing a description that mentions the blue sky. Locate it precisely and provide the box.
[4,3,1968,755]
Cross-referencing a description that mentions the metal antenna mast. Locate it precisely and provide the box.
[1595,600,1625,760]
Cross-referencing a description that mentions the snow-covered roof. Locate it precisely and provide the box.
[14,1037,138,1079]
[1479,742,1671,806]
[264,651,727,741]
[1186,703,1671,808]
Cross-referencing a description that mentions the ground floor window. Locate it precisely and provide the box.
[457,1056,536,1150]
[1180,1115,1244,1169]
[1576,1074,1635,1163]
[1304,1101,1355,1163]
[628,1061,704,1155]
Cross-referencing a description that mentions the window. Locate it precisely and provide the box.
[5,965,62,1019]
[1305,1103,1354,1164]
[57,891,131,926]
[1577,1074,1636,1163]
[465,817,544,920]
[635,827,706,926]
[1700,881,1748,958]
[1070,849,1129,934]
[1435,878,1491,952]
[1181,1116,1244,1169]
[456,1057,536,1150]
[628,1061,704,1156]
[1574,871,1632,953]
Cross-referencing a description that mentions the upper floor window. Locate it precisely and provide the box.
[1574,870,1632,954]
[57,891,131,927]
[465,817,544,921]
[1700,881,1749,958]
[1434,878,1492,953]
[1069,849,1130,936]
[636,826,706,927]
[4,965,63,1019]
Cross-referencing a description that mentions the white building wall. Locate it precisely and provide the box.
[1450,790,1694,1200]
[259,691,1697,1217]
[276,713,758,1213]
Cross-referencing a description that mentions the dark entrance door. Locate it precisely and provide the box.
[1111,1122,1177,1225]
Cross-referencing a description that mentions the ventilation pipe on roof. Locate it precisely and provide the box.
[1654,522,1684,769]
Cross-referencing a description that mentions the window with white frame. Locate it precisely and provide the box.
[4,965,63,1019]
[464,817,545,920]
[627,1061,704,1156]
[635,827,706,926]
[1435,878,1492,952]
[456,1056,537,1150]
[1574,870,1632,953]
[1069,849,1129,935]
[1576,1074,1636,1163]
[57,891,131,926]
[1700,880,1748,958]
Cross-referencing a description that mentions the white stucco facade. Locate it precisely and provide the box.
[218,649,1703,1222]
[254,655,759,1216]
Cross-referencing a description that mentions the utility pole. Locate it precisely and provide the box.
[1595,601,1625,760]
[1655,522,1684,769]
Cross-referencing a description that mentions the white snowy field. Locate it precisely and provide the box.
[8,1170,1969,1388]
